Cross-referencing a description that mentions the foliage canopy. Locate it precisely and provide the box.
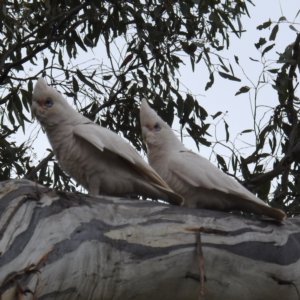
[1,0,300,216]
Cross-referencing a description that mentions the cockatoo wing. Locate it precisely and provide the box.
[169,150,261,203]
[73,123,184,205]
[168,150,286,222]
[140,98,285,221]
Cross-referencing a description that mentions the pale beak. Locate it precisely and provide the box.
[31,100,39,118]
[141,125,149,141]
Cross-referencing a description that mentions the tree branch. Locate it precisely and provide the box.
[0,2,89,85]
[244,34,300,194]
[24,152,54,180]
[279,33,300,202]
[1,179,299,300]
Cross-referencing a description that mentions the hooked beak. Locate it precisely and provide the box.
[141,125,150,142]
[31,99,44,118]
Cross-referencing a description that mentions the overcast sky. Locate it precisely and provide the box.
[25,0,300,173]
[179,0,299,160]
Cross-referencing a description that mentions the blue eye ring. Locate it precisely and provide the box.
[154,123,161,131]
[44,98,53,108]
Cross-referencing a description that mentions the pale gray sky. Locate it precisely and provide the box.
[180,0,299,159]
[22,0,300,181]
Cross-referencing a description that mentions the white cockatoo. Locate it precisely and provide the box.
[140,98,286,221]
[31,78,184,206]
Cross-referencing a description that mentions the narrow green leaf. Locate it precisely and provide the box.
[229,63,234,76]
[240,129,253,134]
[212,111,222,119]
[237,15,242,37]
[2,3,7,16]
[249,57,259,62]
[289,24,298,32]
[234,55,239,65]
[203,47,211,65]
[66,38,73,58]
[205,73,214,90]
[224,120,229,142]
[13,162,24,175]
[13,0,20,12]
[235,86,250,96]
[257,20,272,30]
[103,75,112,81]
[267,68,279,74]
[272,135,277,154]
[240,156,250,180]
[188,43,197,54]
[190,56,195,72]
[72,76,79,93]
[20,89,32,112]
[137,69,148,88]
[84,35,94,48]
[199,137,211,147]
[262,43,275,56]
[58,49,64,68]
[278,16,287,22]
[256,180,271,200]
[255,37,267,49]
[76,69,103,94]
[217,10,240,37]
[183,94,194,118]
[269,24,279,41]
[196,51,203,63]
[165,100,174,126]
[71,30,87,52]
[218,71,241,82]
[218,56,225,66]
[43,57,48,68]
[28,80,33,93]
[231,155,238,173]
[220,65,230,72]
[269,138,273,154]
[177,97,184,119]
[198,105,208,120]
[216,154,228,171]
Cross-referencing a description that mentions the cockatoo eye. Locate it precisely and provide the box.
[44,98,53,108]
[153,123,161,131]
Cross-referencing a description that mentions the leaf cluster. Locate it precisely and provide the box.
[0,0,250,189]
[211,14,300,216]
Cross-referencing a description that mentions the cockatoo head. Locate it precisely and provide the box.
[140,98,178,149]
[31,77,74,127]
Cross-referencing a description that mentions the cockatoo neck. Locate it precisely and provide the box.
[147,131,186,154]
[41,106,90,131]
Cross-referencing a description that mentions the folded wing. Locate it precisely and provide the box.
[169,150,285,221]
[74,123,184,206]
